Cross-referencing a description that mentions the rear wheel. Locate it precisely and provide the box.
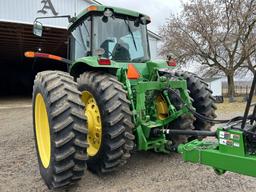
[155,93,195,144]
[174,71,217,132]
[164,71,217,143]
[33,71,87,189]
[77,71,135,174]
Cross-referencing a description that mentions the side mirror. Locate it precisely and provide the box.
[33,21,43,37]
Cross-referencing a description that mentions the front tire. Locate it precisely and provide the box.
[33,71,87,189]
[77,71,135,174]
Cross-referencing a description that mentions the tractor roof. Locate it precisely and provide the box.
[68,5,151,31]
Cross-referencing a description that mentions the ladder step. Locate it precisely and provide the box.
[250,103,256,107]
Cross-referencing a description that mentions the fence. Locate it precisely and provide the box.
[222,85,253,97]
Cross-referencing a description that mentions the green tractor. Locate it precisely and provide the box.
[26,5,217,189]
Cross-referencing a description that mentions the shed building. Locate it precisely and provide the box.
[205,77,224,103]
[0,0,161,95]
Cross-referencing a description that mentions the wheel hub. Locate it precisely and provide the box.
[156,95,169,120]
[81,91,102,157]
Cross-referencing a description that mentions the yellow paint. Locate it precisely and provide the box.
[35,93,51,168]
[156,95,169,120]
[81,91,102,157]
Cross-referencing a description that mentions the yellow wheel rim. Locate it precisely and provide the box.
[156,95,169,120]
[35,93,51,168]
[81,91,102,157]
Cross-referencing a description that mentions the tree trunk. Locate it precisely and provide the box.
[247,58,256,74]
[227,73,235,102]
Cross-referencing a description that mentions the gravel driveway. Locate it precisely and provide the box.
[0,99,255,192]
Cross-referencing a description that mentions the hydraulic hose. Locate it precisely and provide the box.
[165,88,250,125]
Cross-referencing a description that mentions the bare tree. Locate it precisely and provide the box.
[160,0,256,99]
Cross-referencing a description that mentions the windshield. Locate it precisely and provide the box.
[93,16,150,62]
[70,17,92,60]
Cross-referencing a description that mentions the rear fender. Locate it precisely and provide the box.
[70,57,120,78]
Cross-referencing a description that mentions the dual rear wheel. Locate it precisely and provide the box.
[78,71,135,173]
[33,71,88,189]
[33,71,134,189]
[164,71,217,143]
[33,70,216,189]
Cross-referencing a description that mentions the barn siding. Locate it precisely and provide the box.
[0,0,91,27]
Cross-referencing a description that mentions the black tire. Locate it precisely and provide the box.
[168,114,196,143]
[32,71,87,189]
[164,70,217,143]
[174,71,217,131]
[77,71,135,174]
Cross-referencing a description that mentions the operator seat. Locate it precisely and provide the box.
[112,41,131,62]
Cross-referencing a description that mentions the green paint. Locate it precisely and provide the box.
[123,70,191,153]
[68,53,192,153]
[218,129,245,156]
[66,5,192,153]
[68,5,150,31]
[178,128,256,177]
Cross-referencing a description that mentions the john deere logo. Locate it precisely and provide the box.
[38,0,58,16]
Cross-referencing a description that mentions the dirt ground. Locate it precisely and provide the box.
[0,98,256,192]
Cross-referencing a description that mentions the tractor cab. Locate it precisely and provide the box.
[68,5,151,63]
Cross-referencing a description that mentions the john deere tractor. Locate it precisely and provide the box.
[26,5,256,190]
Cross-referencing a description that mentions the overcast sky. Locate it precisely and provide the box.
[98,0,184,34]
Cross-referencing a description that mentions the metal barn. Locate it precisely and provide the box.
[0,0,161,95]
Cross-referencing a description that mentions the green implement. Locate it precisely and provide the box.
[178,127,256,177]
[178,72,256,177]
